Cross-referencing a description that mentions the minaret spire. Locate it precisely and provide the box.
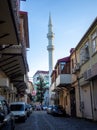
[47,13,54,85]
[48,13,53,37]
[49,12,52,26]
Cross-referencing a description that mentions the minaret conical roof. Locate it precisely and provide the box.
[49,12,52,26]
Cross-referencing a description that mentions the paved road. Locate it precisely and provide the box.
[15,111,97,130]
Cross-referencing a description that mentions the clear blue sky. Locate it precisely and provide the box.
[21,0,97,79]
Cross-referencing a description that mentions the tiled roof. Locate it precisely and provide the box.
[55,56,70,69]
[58,56,70,62]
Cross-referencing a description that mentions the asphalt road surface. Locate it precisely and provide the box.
[15,111,97,130]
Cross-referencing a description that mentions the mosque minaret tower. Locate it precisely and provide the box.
[47,13,54,86]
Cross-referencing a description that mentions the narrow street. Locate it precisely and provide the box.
[15,111,97,130]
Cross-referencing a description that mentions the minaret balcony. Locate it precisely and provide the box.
[47,45,54,50]
[47,33,54,38]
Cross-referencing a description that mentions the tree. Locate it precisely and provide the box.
[35,76,48,104]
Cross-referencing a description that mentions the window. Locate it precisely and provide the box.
[80,41,89,64]
[80,47,84,64]
[84,42,89,60]
[10,104,25,111]
[60,62,65,71]
[91,31,97,54]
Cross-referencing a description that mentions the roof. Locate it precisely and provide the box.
[55,56,70,69]
[76,17,97,50]
[33,70,49,77]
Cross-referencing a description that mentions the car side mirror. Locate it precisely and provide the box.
[0,112,5,122]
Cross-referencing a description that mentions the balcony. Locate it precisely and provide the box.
[0,44,28,80]
[0,0,19,45]
[2,45,23,54]
[56,74,71,87]
[12,74,28,93]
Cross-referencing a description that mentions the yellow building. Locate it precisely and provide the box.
[71,17,97,121]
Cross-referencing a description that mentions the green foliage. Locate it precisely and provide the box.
[35,76,47,104]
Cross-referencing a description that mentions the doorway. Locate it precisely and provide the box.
[70,88,76,117]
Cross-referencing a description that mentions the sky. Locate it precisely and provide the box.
[20,0,97,80]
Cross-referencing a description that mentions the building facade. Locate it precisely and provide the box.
[0,0,29,103]
[71,17,97,120]
[50,17,97,121]
[50,57,74,116]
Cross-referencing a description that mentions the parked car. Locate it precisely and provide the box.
[26,104,32,117]
[0,96,15,130]
[42,105,48,110]
[47,105,53,114]
[51,105,66,116]
[10,102,27,122]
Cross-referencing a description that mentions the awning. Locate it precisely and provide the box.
[0,0,19,45]
[0,47,28,91]
[0,54,26,78]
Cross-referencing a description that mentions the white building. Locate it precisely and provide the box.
[33,70,49,105]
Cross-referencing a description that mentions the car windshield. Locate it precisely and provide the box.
[48,105,52,108]
[53,105,63,110]
[10,104,24,111]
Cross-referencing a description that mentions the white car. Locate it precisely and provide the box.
[10,102,27,122]
[42,105,48,110]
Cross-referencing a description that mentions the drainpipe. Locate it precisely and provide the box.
[90,80,94,120]
[77,76,83,117]
[89,36,94,120]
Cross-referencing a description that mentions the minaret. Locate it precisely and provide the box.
[47,13,54,85]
